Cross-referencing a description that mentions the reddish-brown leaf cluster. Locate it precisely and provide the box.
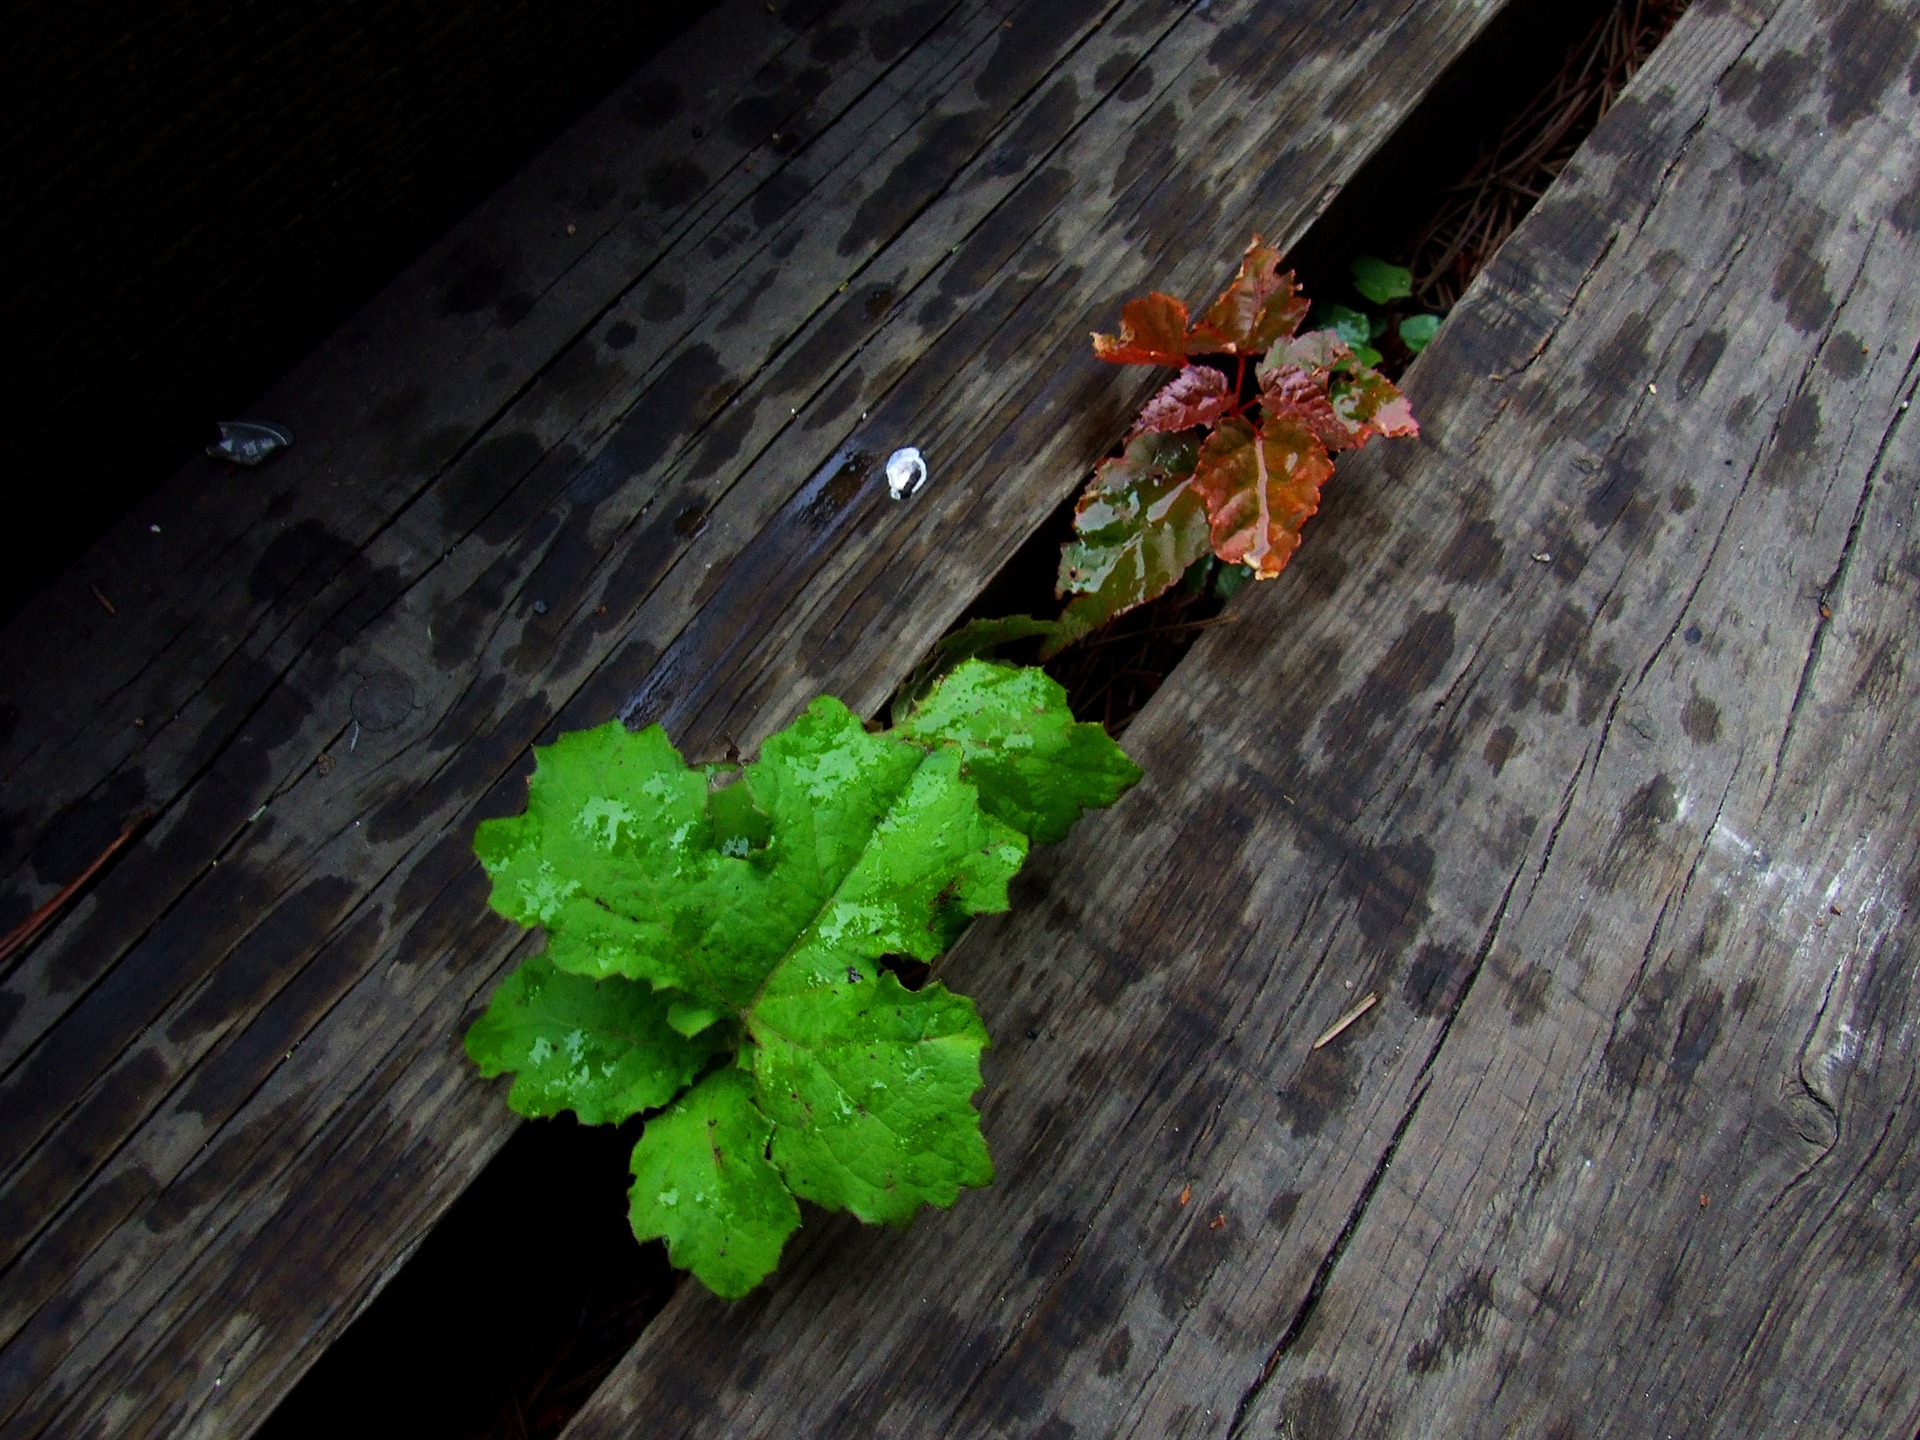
[1050,238,1418,651]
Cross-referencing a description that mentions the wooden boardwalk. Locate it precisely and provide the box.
[564,0,1920,1434]
[0,0,1562,1435]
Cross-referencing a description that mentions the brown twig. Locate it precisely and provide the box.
[0,813,151,966]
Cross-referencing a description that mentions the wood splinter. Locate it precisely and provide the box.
[1312,991,1378,1050]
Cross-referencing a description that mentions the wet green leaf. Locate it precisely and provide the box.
[468,670,1135,1295]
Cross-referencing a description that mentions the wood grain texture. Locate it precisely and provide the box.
[563,0,1920,1434]
[0,0,1536,1434]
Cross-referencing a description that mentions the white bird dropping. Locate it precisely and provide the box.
[886,446,928,500]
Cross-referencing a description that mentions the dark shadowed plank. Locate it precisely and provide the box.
[564,0,1920,1435]
[0,0,1542,1435]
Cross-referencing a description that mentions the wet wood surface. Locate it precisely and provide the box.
[564,0,1920,1434]
[0,0,1543,1434]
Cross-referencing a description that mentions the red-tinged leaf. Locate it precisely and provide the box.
[1092,293,1190,367]
[1328,365,1419,445]
[1128,365,1233,438]
[1045,432,1209,653]
[1189,415,1334,579]
[1258,365,1350,453]
[1185,236,1311,355]
[1258,330,1419,452]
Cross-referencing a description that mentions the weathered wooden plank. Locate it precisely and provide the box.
[0,0,1541,1435]
[561,0,1920,1434]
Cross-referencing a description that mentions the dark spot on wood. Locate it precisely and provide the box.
[1539,679,1567,714]
[1823,329,1868,377]
[1726,392,1760,434]
[1021,1210,1081,1279]
[1319,609,1455,769]
[988,77,1079,176]
[1278,1044,1356,1138]
[809,22,859,62]
[247,519,359,607]
[1670,986,1725,1087]
[1604,962,1682,1092]
[621,78,682,129]
[1584,434,1652,537]
[674,506,707,539]
[1683,622,1703,645]
[1152,1191,1235,1318]
[1821,0,1916,128]
[351,673,415,732]
[1404,941,1473,1018]
[839,110,993,257]
[1682,690,1721,743]
[1669,483,1696,513]
[1762,390,1822,485]
[601,345,730,482]
[751,169,810,230]
[577,176,617,213]
[1483,725,1517,775]
[605,321,637,350]
[804,369,867,431]
[1506,962,1550,1026]
[686,395,761,483]
[436,431,547,539]
[866,1,945,62]
[1031,1419,1076,1440]
[1095,1325,1132,1377]
[1600,774,1677,889]
[1852,632,1904,708]
[495,290,536,328]
[1891,173,1920,235]
[1772,228,1835,333]
[1117,64,1155,104]
[1272,1376,1343,1436]
[800,451,874,529]
[964,1255,1127,1428]
[641,282,686,322]
[644,159,707,210]
[974,0,1103,105]
[1344,838,1435,959]
[438,252,508,315]
[1677,329,1726,397]
[1406,1268,1496,1374]
[1094,50,1139,91]
[1740,50,1817,126]
[724,65,831,147]
[1266,1190,1302,1234]
[1730,977,1760,1016]
[25,767,150,890]
[1439,517,1504,586]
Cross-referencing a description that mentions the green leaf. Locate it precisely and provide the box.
[898,659,1142,844]
[465,952,729,1124]
[889,615,1069,722]
[1049,431,1210,648]
[1315,303,1374,352]
[753,971,992,1225]
[1350,255,1413,304]
[470,676,1136,1296]
[1213,561,1251,599]
[628,1069,800,1298]
[1398,313,1441,353]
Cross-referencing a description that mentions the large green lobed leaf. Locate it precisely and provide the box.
[464,662,1137,1295]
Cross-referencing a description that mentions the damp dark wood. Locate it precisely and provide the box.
[560,0,1920,1434]
[0,0,1556,1434]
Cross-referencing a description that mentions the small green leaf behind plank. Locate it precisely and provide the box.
[1398,312,1441,353]
[629,1069,800,1299]
[1350,255,1413,304]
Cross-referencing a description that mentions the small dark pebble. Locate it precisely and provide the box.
[1026,1027,1041,1040]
